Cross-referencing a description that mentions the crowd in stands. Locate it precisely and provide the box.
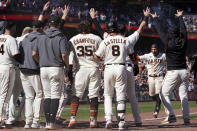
[183,15,197,32]
[1,0,197,32]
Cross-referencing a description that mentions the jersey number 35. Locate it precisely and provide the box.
[77,46,93,57]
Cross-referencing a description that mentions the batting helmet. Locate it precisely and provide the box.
[107,21,118,33]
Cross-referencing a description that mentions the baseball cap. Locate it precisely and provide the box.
[49,15,61,25]
[0,20,6,34]
[32,20,43,28]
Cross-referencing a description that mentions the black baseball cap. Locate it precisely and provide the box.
[107,21,118,33]
[49,15,61,25]
[32,20,43,28]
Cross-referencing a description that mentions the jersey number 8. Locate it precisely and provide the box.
[77,46,93,57]
[112,45,120,56]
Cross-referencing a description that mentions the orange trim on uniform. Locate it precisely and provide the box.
[136,55,140,61]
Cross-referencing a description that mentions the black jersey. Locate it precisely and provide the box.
[153,16,187,70]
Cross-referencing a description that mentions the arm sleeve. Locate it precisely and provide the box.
[60,19,66,31]
[95,41,106,57]
[60,37,70,54]
[127,31,140,46]
[95,37,102,50]
[9,38,19,56]
[127,42,134,55]
[153,18,168,47]
[92,18,105,37]
[179,16,187,42]
[32,40,38,52]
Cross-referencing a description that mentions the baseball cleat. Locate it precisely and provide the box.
[45,123,50,130]
[105,120,112,129]
[5,119,15,125]
[153,112,158,118]
[45,123,61,130]
[68,116,76,128]
[90,118,97,128]
[183,119,191,125]
[31,122,44,129]
[161,115,176,124]
[118,121,127,131]
[24,123,32,129]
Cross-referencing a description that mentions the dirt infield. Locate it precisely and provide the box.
[2,107,197,131]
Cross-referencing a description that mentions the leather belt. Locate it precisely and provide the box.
[149,74,162,77]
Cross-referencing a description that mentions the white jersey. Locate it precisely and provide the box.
[139,53,166,76]
[95,35,134,65]
[69,33,102,68]
[0,34,19,66]
[125,31,140,64]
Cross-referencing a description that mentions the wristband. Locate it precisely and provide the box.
[41,10,45,15]
[143,16,148,22]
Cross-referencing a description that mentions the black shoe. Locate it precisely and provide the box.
[153,112,158,118]
[161,115,176,124]
[135,122,142,127]
[183,119,190,125]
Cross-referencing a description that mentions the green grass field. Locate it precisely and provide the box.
[49,101,197,120]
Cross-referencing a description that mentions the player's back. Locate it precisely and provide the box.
[0,34,19,66]
[36,28,68,67]
[70,33,102,68]
[100,35,131,65]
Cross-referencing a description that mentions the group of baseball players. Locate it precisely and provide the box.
[0,1,192,130]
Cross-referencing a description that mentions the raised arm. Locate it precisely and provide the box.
[175,10,187,41]
[136,7,150,34]
[151,13,168,46]
[38,1,50,21]
[128,7,150,46]
[60,5,70,29]
[89,8,105,37]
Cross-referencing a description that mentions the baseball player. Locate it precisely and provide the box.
[137,44,166,118]
[94,21,134,130]
[19,21,45,129]
[0,21,21,127]
[67,19,102,128]
[152,10,190,125]
[5,27,32,125]
[89,8,150,126]
[32,15,70,130]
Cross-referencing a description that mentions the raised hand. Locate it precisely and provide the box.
[89,8,96,19]
[151,12,160,18]
[62,5,70,17]
[143,7,151,17]
[175,10,183,17]
[43,1,50,11]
